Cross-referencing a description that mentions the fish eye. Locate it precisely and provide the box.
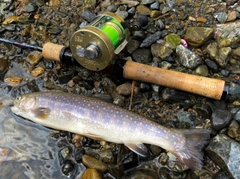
[16,96,21,101]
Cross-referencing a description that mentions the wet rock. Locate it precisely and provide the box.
[98,148,114,163]
[82,154,108,173]
[206,134,240,179]
[149,145,161,156]
[126,39,140,53]
[162,88,190,103]
[233,46,240,57]
[116,10,128,19]
[60,147,71,159]
[31,66,44,77]
[214,12,227,24]
[0,162,14,177]
[165,33,181,49]
[124,169,159,179]
[62,160,76,178]
[213,171,230,179]
[157,19,165,30]
[184,27,214,47]
[233,108,240,123]
[81,10,96,23]
[228,120,240,141]
[150,10,161,19]
[141,0,155,5]
[49,0,60,6]
[218,38,231,48]
[136,5,151,15]
[47,27,62,35]
[160,61,172,69]
[151,43,173,59]
[26,51,42,66]
[116,83,132,96]
[0,57,8,75]
[228,82,240,95]
[140,31,161,48]
[106,5,117,12]
[162,6,170,14]
[2,15,19,25]
[150,2,159,10]
[206,42,231,67]
[81,169,102,179]
[215,21,240,39]
[177,109,196,128]
[196,17,207,23]
[205,59,218,73]
[24,2,37,12]
[132,48,152,63]
[74,147,85,163]
[227,11,237,22]
[227,0,238,5]
[0,147,10,165]
[211,109,232,131]
[194,65,209,77]
[176,44,202,69]
[4,77,22,87]
[167,152,189,172]
[3,24,15,31]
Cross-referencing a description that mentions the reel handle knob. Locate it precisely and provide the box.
[132,15,148,30]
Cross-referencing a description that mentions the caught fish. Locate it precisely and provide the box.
[11,91,210,170]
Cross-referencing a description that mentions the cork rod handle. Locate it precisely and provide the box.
[123,61,225,100]
[42,42,65,62]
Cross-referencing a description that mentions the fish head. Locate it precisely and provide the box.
[13,94,37,111]
[11,93,38,118]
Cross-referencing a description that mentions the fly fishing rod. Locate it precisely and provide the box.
[0,12,228,100]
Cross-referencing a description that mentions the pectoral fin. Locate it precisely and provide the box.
[32,108,50,120]
[125,143,149,157]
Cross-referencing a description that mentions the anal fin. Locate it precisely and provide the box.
[125,143,149,157]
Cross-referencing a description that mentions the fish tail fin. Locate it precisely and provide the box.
[174,129,210,170]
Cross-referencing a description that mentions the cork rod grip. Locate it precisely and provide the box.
[42,42,65,62]
[123,61,225,100]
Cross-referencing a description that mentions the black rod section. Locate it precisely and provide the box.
[0,38,43,51]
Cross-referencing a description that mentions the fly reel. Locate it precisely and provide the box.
[70,12,130,71]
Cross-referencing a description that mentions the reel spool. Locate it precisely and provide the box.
[70,12,130,71]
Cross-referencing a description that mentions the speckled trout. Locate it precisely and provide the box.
[11,92,210,170]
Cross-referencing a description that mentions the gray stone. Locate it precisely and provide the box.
[140,31,162,48]
[126,39,140,53]
[206,134,240,179]
[211,109,232,131]
[177,109,196,128]
[150,2,159,10]
[24,2,37,12]
[214,12,227,24]
[115,10,128,19]
[132,48,152,63]
[176,44,202,69]
[81,10,96,22]
[151,43,173,59]
[141,0,155,5]
[206,42,231,67]
[233,109,240,123]
[228,82,240,95]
